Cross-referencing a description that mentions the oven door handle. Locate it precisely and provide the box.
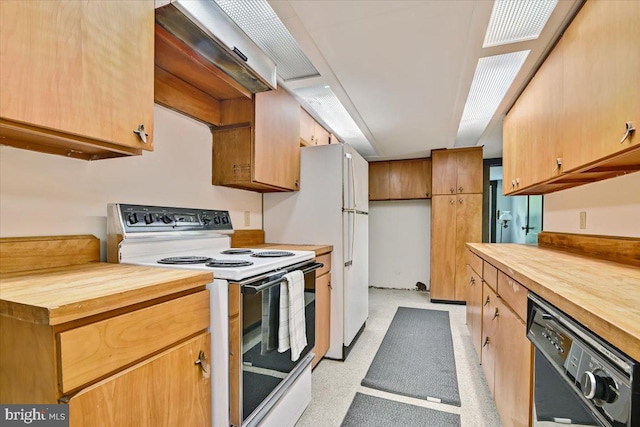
[239,262,323,295]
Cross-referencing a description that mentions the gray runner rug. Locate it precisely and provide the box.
[341,393,461,427]
[361,307,461,406]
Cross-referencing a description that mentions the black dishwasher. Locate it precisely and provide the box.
[527,293,639,427]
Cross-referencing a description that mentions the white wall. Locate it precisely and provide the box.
[543,172,640,237]
[0,105,263,259]
[368,200,430,290]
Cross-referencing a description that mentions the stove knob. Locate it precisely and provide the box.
[161,215,172,224]
[214,216,221,224]
[201,216,211,225]
[221,216,229,224]
[128,213,139,225]
[145,214,154,224]
[581,371,618,404]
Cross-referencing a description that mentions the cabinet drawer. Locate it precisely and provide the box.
[316,253,331,278]
[468,251,483,276]
[483,261,498,291]
[58,290,210,393]
[497,271,528,321]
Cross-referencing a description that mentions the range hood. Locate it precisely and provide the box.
[155,0,277,94]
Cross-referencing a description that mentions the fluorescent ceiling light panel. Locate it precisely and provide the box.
[484,0,558,47]
[296,85,374,155]
[455,50,530,146]
[214,0,320,81]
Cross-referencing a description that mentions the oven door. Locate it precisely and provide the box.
[229,261,321,427]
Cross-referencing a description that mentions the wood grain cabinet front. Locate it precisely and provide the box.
[212,87,301,192]
[0,0,155,160]
[431,147,483,195]
[503,0,640,195]
[368,158,431,201]
[468,250,533,427]
[0,289,211,425]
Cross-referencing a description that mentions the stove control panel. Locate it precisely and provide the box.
[112,204,233,233]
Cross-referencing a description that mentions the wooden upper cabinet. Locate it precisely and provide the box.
[212,87,301,192]
[369,158,431,200]
[503,0,640,195]
[300,108,330,146]
[369,162,391,200]
[561,0,640,172]
[432,147,483,195]
[300,108,316,146]
[389,158,432,199]
[0,1,154,160]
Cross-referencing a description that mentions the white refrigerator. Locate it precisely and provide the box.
[263,143,369,360]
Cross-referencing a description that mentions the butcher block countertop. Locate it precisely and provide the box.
[250,243,333,257]
[467,243,640,361]
[0,263,213,326]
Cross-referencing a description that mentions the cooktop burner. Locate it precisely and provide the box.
[251,251,295,258]
[205,259,254,268]
[220,249,254,255]
[157,256,212,265]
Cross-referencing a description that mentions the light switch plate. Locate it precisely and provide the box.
[579,211,586,229]
[244,211,251,226]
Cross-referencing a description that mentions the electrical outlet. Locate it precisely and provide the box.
[579,211,587,229]
[244,211,250,226]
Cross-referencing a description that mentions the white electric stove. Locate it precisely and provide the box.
[107,203,317,427]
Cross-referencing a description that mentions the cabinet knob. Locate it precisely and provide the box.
[194,350,209,374]
[295,180,300,188]
[493,308,500,320]
[449,199,455,205]
[470,277,475,286]
[458,186,463,192]
[450,187,455,194]
[484,296,490,306]
[459,198,463,204]
[133,124,148,144]
[483,336,490,348]
[620,121,636,144]
[425,192,430,197]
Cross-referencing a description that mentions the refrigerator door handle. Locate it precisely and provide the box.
[344,152,357,209]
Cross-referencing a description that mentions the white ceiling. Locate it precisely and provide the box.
[269,0,581,160]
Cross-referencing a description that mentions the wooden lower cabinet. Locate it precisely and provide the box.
[431,194,482,301]
[466,265,483,360]
[494,300,532,427]
[68,333,211,427]
[1,289,211,425]
[313,272,331,368]
[470,250,533,427]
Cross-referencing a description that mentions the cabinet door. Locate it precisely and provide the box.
[430,195,457,300]
[456,149,483,194]
[314,122,330,146]
[312,273,331,368]
[454,194,482,301]
[0,1,154,153]
[562,0,640,172]
[494,301,532,427]
[466,265,483,361]
[503,38,564,194]
[254,87,301,190]
[481,284,498,396]
[300,109,316,146]
[369,162,390,200]
[68,334,211,427]
[431,150,458,195]
[389,159,432,199]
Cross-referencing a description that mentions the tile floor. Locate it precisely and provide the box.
[296,287,501,426]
